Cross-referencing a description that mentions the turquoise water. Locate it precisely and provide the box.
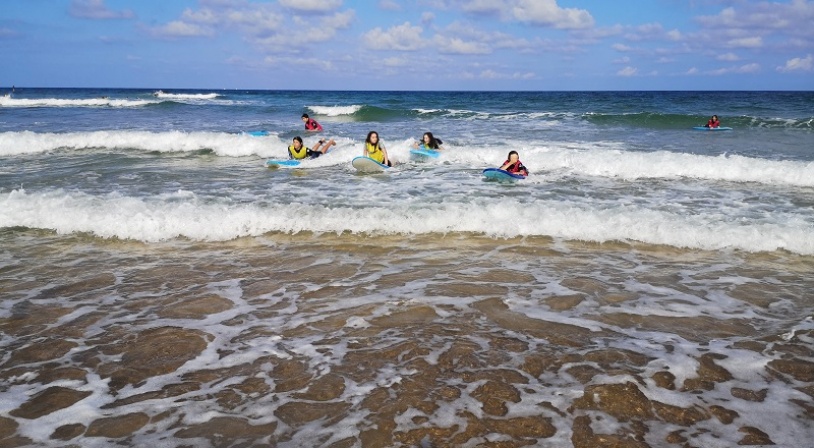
[1,89,813,447]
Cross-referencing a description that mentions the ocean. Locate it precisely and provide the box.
[1,88,812,447]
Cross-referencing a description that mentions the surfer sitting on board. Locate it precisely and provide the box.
[499,151,529,176]
[412,132,444,150]
[705,115,720,128]
[364,131,392,167]
[288,136,335,160]
[301,113,323,131]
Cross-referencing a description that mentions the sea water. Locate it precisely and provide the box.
[0,88,812,447]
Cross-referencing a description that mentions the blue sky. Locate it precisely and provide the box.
[2,0,813,90]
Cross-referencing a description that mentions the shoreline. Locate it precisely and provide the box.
[1,231,812,446]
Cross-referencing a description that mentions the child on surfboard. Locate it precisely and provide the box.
[499,150,529,176]
[704,115,720,128]
[364,131,392,166]
[288,136,335,160]
[412,132,444,151]
[301,113,323,131]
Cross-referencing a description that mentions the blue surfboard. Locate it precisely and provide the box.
[693,126,732,131]
[483,168,526,181]
[248,130,270,137]
[410,148,441,159]
[266,159,300,167]
[352,156,389,173]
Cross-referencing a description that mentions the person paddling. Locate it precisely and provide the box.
[499,150,529,176]
[301,113,323,131]
[412,132,444,150]
[363,131,391,167]
[288,136,335,160]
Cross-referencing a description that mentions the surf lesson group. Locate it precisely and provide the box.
[270,113,530,179]
[269,112,726,178]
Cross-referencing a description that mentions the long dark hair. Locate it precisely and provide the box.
[423,132,442,149]
[365,131,379,147]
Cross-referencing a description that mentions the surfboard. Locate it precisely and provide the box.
[693,126,733,131]
[482,168,526,181]
[352,156,389,173]
[248,130,270,137]
[410,148,441,159]
[266,159,300,168]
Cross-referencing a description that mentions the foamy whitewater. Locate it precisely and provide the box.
[1,88,813,447]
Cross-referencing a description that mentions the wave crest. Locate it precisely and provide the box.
[3,188,812,255]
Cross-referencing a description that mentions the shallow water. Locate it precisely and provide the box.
[1,230,812,447]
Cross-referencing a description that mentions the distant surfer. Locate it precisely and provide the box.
[499,150,529,176]
[364,131,392,167]
[412,132,444,151]
[704,115,720,128]
[288,136,335,160]
[301,113,323,131]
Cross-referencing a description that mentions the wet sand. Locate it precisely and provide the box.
[1,231,812,447]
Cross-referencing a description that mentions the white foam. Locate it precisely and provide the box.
[2,188,812,254]
[0,96,155,108]
[306,105,362,116]
[0,130,284,158]
[152,91,220,100]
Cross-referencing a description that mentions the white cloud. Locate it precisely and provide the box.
[612,43,632,52]
[625,23,662,41]
[456,0,594,29]
[666,29,682,41]
[726,36,763,49]
[777,54,813,72]
[697,1,814,38]
[363,22,426,51]
[686,67,699,75]
[70,0,134,20]
[278,0,343,13]
[254,10,354,48]
[378,0,402,11]
[511,0,594,29]
[717,52,740,62]
[443,21,527,50]
[477,69,534,80]
[421,12,436,24]
[151,21,214,38]
[180,8,220,25]
[736,63,760,73]
[259,55,334,70]
[617,66,637,76]
[383,56,409,67]
[613,56,631,64]
[461,0,504,15]
[708,63,761,75]
[436,36,491,54]
[151,3,354,49]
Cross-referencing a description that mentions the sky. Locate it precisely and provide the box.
[2,0,813,90]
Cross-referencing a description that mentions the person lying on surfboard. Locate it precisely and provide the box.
[364,131,392,167]
[412,132,444,150]
[288,136,335,160]
[704,115,720,128]
[301,113,323,131]
[499,150,529,176]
